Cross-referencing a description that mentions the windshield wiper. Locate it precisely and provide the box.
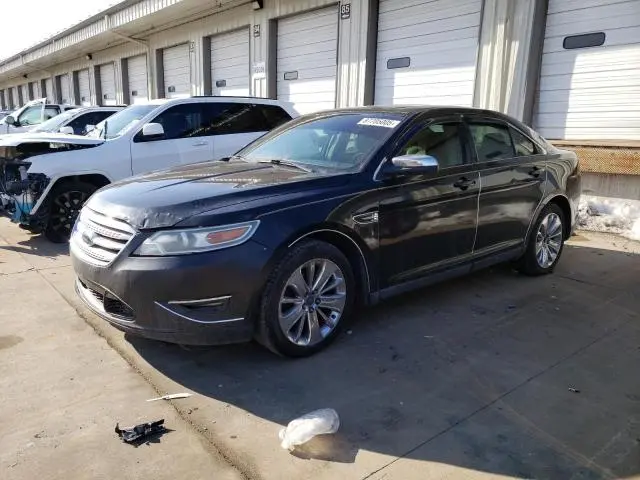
[257,159,312,173]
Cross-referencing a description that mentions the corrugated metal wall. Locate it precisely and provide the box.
[0,0,371,109]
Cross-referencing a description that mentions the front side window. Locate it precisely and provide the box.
[18,106,59,126]
[398,122,466,168]
[32,110,76,132]
[469,122,515,162]
[148,104,206,140]
[238,113,405,171]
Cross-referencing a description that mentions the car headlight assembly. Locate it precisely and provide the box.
[133,220,260,256]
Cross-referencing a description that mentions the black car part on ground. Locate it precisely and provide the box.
[115,419,166,444]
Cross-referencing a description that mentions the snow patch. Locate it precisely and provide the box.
[577,195,640,241]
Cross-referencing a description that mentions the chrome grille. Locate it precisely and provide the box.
[70,207,135,266]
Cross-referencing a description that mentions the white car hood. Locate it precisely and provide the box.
[0,132,104,147]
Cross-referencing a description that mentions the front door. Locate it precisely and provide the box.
[131,103,214,175]
[378,118,479,288]
[465,117,546,255]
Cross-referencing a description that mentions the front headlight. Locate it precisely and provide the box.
[133,220,260,256]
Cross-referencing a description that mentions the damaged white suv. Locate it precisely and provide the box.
[0,97,298,241]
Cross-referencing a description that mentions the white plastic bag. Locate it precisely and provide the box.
[279,408,340,450]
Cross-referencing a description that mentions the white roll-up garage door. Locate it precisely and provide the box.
[19,84,28,104]
[210,28,250,96]
[59,74,71,104]
[127,55,148,104]
[77,69,91,106]
[45,78,54,102]
[375,0,482,106]
[534,0,640,140]
[277,6,338,114]
[99,63,117,105]
[30,81,40,99]
[163,43,191,98]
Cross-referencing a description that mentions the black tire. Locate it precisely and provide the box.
[516,203,566,276]
[256,240,355,357]
[44,181,97,243]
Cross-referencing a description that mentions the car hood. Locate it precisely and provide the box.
[87,160,350,229]
[0,132,104,146]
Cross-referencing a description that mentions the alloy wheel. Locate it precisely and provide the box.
[535,212,563,268]
[278,258,347,346]
[48,190,89,239]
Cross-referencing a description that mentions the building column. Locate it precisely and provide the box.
[474,0,548,123]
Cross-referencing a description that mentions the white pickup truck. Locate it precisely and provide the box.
[0,96,298,241]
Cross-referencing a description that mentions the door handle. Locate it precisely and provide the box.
[192,141,207,147]
[528,166,542,177]
[453,177,477,190]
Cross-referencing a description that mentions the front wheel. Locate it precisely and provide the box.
[256,240,355,357]
[44,181,97,243]
[517,203,566,276]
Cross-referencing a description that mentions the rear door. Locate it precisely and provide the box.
[130,103,213,174]
[464,116,546,255]
[378,116,479,288]
[207,102,293,159]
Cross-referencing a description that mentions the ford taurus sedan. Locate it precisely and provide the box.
[70,107,581,356]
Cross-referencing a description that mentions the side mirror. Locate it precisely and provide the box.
[58,126,74,135]
[387,154,439,176]
[84,124,95,133]
[141,122,164,139]
[5,115,16,126]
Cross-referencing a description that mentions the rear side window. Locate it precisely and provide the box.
[469,123,515,162]
[201,103,292,136]
[510,127,538,156]
[257,105,292,129]
[68,111,115,135]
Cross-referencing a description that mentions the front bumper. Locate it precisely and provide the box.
[71,239,272,345]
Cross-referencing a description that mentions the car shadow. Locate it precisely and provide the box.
[0,231,68,259]
[128,243,639,478]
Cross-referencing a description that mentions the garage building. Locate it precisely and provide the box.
[0,0,635,197]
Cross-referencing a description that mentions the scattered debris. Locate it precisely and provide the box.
[279,408,340,450]
[346,330,353,335]
[115,419,166,444]
[146,393,192,402]
[569,387,581,394]
[507,305,517,310]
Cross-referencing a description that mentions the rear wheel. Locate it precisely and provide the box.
[256,240,355,357]
[44,181,97,243]
[517,203,565,275]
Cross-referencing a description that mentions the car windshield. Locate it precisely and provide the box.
[87,104,157,139]
[237,113,405,171]
[32,110,78,132]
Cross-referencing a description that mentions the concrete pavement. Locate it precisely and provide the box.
[1,218,639,479]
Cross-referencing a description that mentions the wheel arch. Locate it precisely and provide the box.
[263,223,375,307]
[525,193,573,245]
[31,172,112,215]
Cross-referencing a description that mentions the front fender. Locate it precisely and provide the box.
[29,169,114,215]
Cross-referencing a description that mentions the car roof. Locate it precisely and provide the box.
[306,105,530,127]
[143,96,292,106]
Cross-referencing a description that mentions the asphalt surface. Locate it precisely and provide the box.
[1,218,639,480]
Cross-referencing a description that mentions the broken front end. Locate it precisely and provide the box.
[0,144,52,231]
